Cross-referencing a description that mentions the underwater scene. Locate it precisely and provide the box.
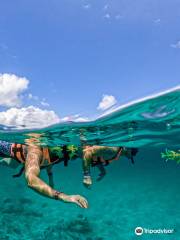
[0,87,180,240]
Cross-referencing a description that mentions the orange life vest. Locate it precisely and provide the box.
[11,144,60,167]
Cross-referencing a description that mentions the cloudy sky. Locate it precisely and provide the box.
[0,0,179,128]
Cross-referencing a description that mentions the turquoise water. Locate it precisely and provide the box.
[0,88,180,239]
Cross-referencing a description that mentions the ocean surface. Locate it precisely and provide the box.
[0,87,179,240]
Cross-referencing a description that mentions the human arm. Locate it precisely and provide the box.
[25,146,88,208]
[83,146,122,183]
[82,147,93,187]
[82,146,113,186]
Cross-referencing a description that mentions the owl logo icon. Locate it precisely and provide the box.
[135,227,143,236]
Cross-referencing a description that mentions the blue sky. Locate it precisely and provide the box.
[0,0,179,128]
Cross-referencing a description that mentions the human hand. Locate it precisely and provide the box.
[83,175,92,188]
[64,194,88,208]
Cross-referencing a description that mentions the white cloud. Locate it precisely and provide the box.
[170,40,180,49]
[97,94,117,111]
[28,94,50,107]
[83,4,91,9]
[75,117,89,122]
[0,106,60,129]
[41,101,50,107]
[61,114,89,122]
[0,73,29,107]
[103,4,109,10]
[103,13,111,19]
[28,93,39,101]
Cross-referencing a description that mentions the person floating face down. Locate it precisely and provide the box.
[0,139,138,209]
[82,146,138,187]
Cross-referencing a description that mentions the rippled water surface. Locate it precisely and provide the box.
[0,88,179,239]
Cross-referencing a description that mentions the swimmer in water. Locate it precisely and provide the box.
[0,139,138,208]
[82,145,138,186]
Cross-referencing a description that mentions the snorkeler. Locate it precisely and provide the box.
[82,146,138,186]
[0,139,138,208]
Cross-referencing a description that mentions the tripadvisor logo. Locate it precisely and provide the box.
[135,227,143,236]
[135,227,174,236]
